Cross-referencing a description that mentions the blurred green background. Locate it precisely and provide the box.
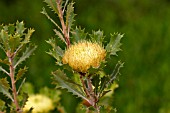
[0,0,170,113]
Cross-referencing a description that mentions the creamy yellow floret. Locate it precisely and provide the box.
[62,41,106,72]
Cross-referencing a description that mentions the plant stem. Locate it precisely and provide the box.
[56,0,70,47]
[80,74,91,98]
[7,52,21,113]
[79,73,100,112]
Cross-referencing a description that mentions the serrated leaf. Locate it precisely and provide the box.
[66,2,75,30]
[46,38,56,49]
[52,69,90,103]
[0,66,9,75]
[6,24,15,35]
[22,28,35,44]
[16,67,28,81]
[105,33,123,56]
[0,29,10,51]
[71,26,87,42]
[106,61,124,87]
[46,38,64,64]
[8,34,22,52]
[14,44,37,68]
[98,61,123,96]
[91,75,100,95]
[0,99,6,111]
[90,30,105,45]
[0,78,10,89]
[99,76,109,96]
[41,8,62,32]
[16,21,26,36]
[44,0,59,14]
[17,78,26,94]
[53,29,66,44]
[0,78,13,101]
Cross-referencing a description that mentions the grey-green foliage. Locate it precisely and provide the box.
[43,0,124,112]
[0,21,37,112]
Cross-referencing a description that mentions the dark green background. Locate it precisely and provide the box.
[0,0,170,113]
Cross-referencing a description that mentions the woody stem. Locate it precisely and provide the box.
[56,0,70,47]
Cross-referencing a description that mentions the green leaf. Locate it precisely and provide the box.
[14,44,37,68]
[52,69,90,103]
[22,28,35,44]
[46,38,56,49]
[0,78,10,89]
[0,99,6,111]
[44,0,59,14]
[90,30,105,45]
[8,34,22,52]
[46,38,64,65]
[98,61,123,96]
[16,21,26,36]
[91,75,100,95]
[71,26,87,42]
[41,8,62,32]
[99,76,109,96]
[66,2,75,30]
[0,78,13,101]
[0,66,9,75]
[0,29,10,51]
[105,33,123,56]
[53,29,66,44]
[16,66,28,81]
[17,78,26,94]
[106,61,124,87]
[6,24,15,35]
[0,58,9,65]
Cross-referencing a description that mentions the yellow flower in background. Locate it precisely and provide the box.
[23,94,54,113]
[62,41,106,73]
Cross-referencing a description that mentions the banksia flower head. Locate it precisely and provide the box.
[23,94,54,113]
[62,41,106,73]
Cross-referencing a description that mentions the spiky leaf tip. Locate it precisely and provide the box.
[52,69,89,102]
[106,33,123,57]
[90,30,105,45]
[0,78,13,101]
[44,0,59,14]
[46,38,64,64]
[16,66,28,81]
[14,44,37,68]
[71,26,87,42]
[66,2,76,30]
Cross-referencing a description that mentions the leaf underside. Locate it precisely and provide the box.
[14,44,37,68]
[0,78,13,101]
[52,70,89,102]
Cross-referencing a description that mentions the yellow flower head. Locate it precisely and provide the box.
[23,94,54,113]
[62,41,106,73]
